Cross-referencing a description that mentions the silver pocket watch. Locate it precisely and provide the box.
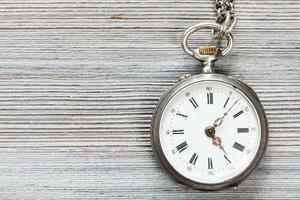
[151,0,268,190]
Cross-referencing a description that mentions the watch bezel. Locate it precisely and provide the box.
[151,73,268,190]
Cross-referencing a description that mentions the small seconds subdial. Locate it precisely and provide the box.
[160,81,261,184]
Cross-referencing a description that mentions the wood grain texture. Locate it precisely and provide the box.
[0,0,299,199]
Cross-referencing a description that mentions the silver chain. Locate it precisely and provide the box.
[215,0,234,22]
[181,0,236,61]
[213,0,236,37]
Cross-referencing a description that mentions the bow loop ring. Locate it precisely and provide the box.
[181,22,234,61]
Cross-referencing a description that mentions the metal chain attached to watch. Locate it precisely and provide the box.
[214,0,236,37]
[181,0,237,63]
[215,0,234,22]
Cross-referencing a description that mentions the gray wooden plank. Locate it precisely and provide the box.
[0,0,299,199]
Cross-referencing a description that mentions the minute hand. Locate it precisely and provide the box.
[213,97,241,128]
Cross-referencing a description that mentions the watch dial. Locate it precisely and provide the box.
[159,80,261,184]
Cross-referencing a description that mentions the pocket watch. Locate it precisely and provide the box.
[151,0,268,190]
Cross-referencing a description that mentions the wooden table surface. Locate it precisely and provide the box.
[0,0,299,199]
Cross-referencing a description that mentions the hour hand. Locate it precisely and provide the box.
[212,136,227,155]
[204,126,227,154]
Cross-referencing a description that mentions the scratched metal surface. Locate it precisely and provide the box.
[0,0,299,199]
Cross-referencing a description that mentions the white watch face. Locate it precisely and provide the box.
[159,80,261,184]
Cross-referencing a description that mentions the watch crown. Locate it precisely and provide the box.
[199,45,218,55]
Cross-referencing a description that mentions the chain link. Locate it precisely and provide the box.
[215,0,234,22]
[213,0,236,37]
